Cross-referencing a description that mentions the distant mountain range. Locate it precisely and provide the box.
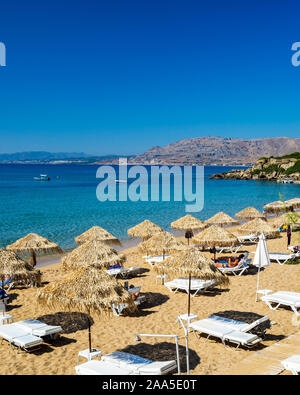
[127,136,300,166]
[0,151,124,163]
[2,136,300,165]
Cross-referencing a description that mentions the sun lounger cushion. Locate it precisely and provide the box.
[15,319,62,337]
[75,360,133,375]
[0,324,43,349]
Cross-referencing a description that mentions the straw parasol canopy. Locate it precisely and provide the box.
[235,207,265,221]
[127,220,163,241]
[75,226,121,247]
[138,231,188,256]
[192,225,239,248]
[7,233,63,267]
[263,200,294,215]
[154,248,229,374]
[37,266,135,352]
[61,239,126,270]
[285,198,300,209]
[0,249,41,290]
[238,218,280,238]
[205,212,239,227]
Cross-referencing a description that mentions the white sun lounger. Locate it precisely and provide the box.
[190,315,265,348]
[237,234,259,243]
[76,351,177,375]
[0,323,43,352]
[281,355,300,375]
[144,255,170,267]
[218,259,250,276]
[112,292,146,316]
[14,319,62,338]
[106,266,141,278]
[215,243,243,254]
[268,252,299,265]
[164,278,216,297]
[261,291,300,315]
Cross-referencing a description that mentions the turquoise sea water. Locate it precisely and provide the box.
[0,164,299,251]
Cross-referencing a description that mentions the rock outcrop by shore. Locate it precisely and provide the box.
[210,153,300,182]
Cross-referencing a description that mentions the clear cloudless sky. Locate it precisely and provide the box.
[0,0,300,155]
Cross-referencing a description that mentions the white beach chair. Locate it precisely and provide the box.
[281,355,300,375]
[215,243,243,254]
[217,259,250,276]
[190,315,265,348]
[268,252,299,265]
[164,278,216,297]
[14,319,62,338]
[111,286,146,316]
[237,234,259,243]
[0,323,43,352]
[261,290,300,315]
[145,255,170,267]
[75,351,177,375]
[106,266,142,278]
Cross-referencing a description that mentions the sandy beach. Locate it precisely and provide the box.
[1,222,300,375]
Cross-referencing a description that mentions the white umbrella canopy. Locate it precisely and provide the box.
[253,234,270,302]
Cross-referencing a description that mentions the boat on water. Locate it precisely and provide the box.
[33,174,51,181]
[115,179,127,183]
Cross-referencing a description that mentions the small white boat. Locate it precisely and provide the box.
[280,179,294,184]
[115,179,127,183]
[34,174,50,181]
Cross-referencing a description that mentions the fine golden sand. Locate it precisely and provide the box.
[1,225,300,375]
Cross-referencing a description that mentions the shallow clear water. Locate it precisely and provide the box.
[0,164,299,250]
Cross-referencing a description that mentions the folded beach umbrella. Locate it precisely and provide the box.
[235,207,265,221]
[171,214,207,245]
[127,219,163,241]
[61,239,126,270]
[37,266,135,353]
[263,200,294,215]
[0,249,41,295]
[238,218,280,238]
[75,226,121,247]
[138,231,188,259]
[192,225,239,259]
[205,211,239,227]
[154,248,229,374]
[252,234,270,302]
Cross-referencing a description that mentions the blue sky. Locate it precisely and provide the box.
[0,0,299,155]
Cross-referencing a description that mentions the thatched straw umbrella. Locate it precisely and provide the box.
[235,207,265,221]
[238,218,280,238]
[192,225,239,259]
[171,215,207,245]
[154,248,229,374]
[205,212,239,227]
[285,198,300,210]
[37,267,135,353]
[0,249,41,295]
[127,220,163,241]
[138,231,188,259]
[7,233,63,267]
[75,226,121,247]
[270,213,300,229]
[61,239,126,270]
[263,200,294,215]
